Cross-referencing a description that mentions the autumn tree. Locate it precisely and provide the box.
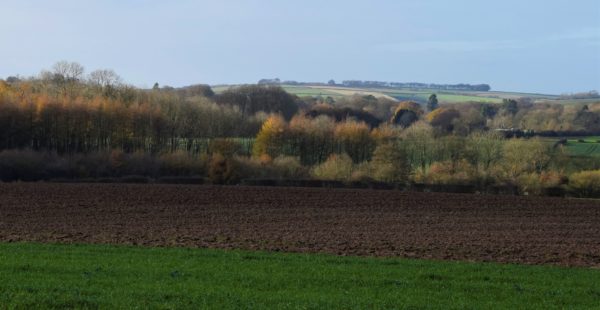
[426,107,460,133]
[501,137,552,180]
[333,120,375,163]
[401,121,437,173]
[252,115,287,158]
[465,131,504,171]
[370,142,410,183]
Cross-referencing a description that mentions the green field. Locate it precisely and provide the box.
[1,243,599,309]
[542,137,600,158]
[383,90,503,104]
[280,86,344,98]
[568,145,600,157]
[211,84,600,106]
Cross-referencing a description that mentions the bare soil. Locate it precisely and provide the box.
[1,183,599,267]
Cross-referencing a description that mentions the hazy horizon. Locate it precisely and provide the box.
[1,0,599,94]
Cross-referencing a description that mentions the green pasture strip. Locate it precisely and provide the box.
[435,94,502,103]
[1,243,599,309]
[281,86,343,98]
[542,136,600,158]
[385,92,502,103]
[210,85,231,94]
[567,142,600,157]
[536,99,600,105]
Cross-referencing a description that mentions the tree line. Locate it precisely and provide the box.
[1,62,600,197]
[0,62,304,154]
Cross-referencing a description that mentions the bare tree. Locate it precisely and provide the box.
[88,69,122,88]
[53,61,85,82]
[47,61,85,96]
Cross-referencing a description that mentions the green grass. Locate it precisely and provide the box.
[566,139,600,157]
[543,136,600,158]
[385,91,503,104]
[280,86,344,98]
[1,243,599,309]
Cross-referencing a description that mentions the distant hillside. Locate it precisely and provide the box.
[214,83,592,105]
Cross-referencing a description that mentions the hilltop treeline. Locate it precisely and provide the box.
[255,78,491,91]
[559,91,600,100]
[340,80,491,91]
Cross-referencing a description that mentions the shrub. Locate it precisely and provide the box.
[159,151,207,176]
[70,152,112,178]
[208,153,236,184]
[311,153,354,181]
[516,171,564,195]
[109,149,126,173]
[44,154,71,179]
[569,170,600,198]
[0,149,47,181]
[232,155,307,181]
[415,160,476,185]
[271,156,307,179]
[120,152,160,177]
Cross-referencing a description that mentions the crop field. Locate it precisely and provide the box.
[288,85,502,103]
[1,183,600,307]
[568,141,600,157]
[384,90,503,103]
[1,183,600,267]
[1,243,599,309]
[542,136,600,157]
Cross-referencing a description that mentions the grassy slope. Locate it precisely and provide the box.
[280,85,344,98]
[213,84,599,106]
[1,243,599,309]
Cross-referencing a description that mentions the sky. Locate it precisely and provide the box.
[0,0,599,94]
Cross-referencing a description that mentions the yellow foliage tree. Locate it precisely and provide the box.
[252,115,287,158]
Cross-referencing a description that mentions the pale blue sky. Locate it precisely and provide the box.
[1,0,599,94]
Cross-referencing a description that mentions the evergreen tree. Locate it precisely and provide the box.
[427,94,439,111]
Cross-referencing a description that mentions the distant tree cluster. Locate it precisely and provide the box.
[257,78,281,85]
[253,115,376,165]
[341,80,491,91]
[305,105,382,128]
[559,91,600,100]
[255,79,491,91]
[215,84,300,120]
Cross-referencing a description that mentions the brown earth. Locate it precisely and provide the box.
[1,183,599,267]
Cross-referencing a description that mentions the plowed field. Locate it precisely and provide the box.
[1,183,599,267]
